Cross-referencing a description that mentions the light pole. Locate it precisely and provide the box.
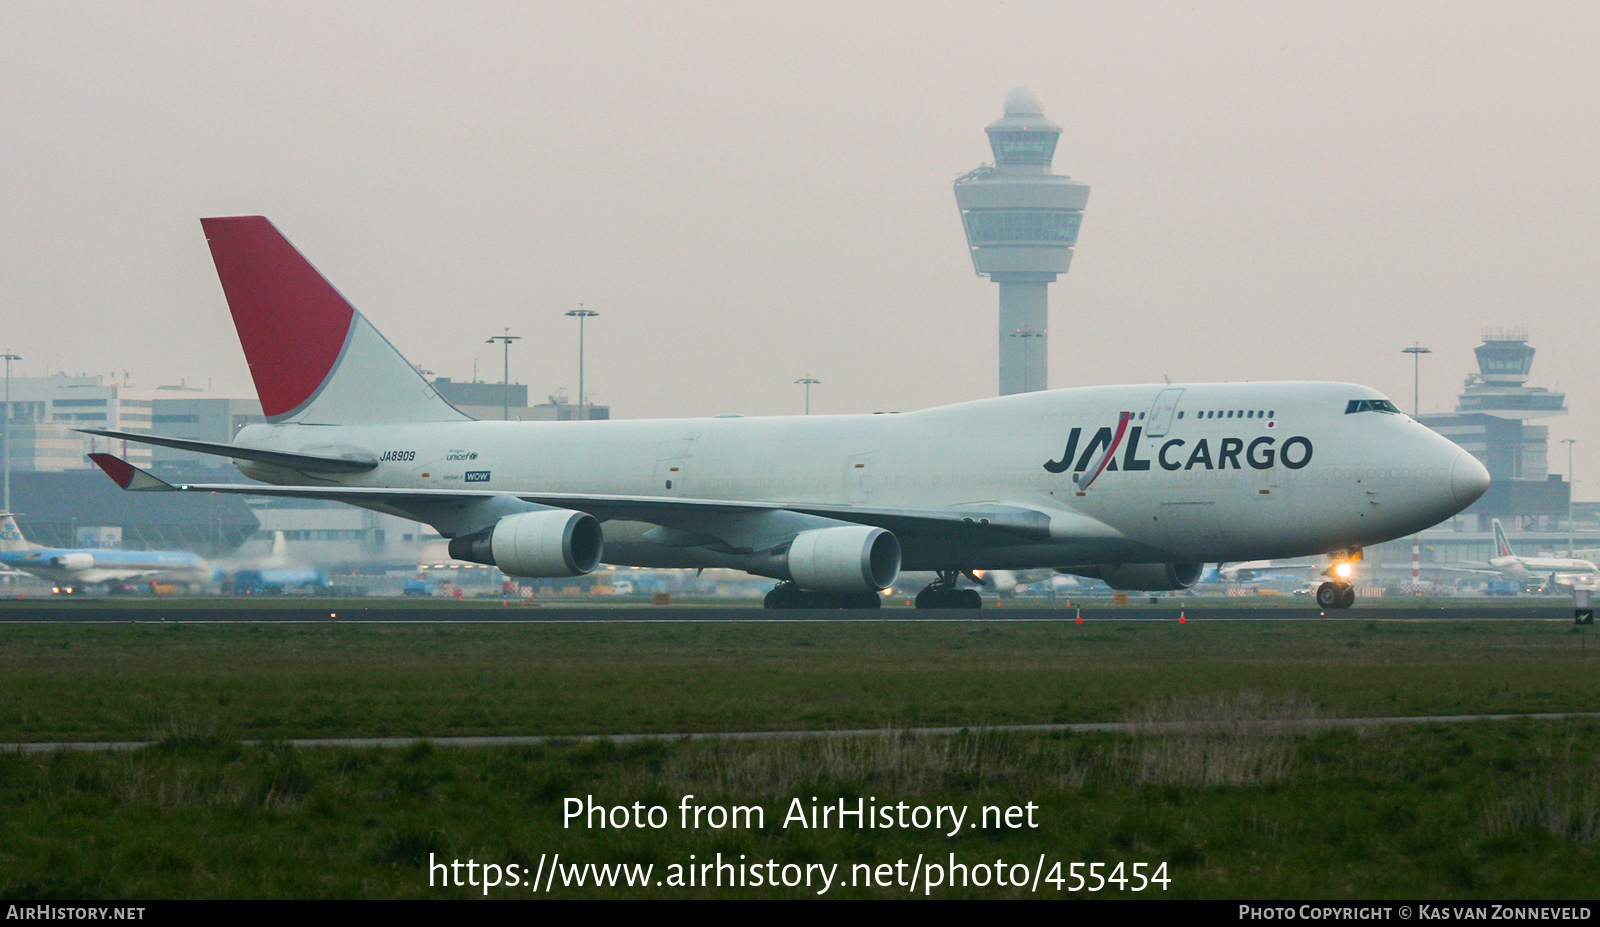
[1401,343,1432,416]
[0,353,17,515]
[1563,438,1577,553]
[795,376,820,415]
[565,305,599,420]
[485,330,520,421]
[1,353,17,513]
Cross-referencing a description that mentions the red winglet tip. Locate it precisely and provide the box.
[88,453,135,489]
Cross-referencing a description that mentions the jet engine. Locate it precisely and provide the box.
[50,553,95,571]
[1059,562,1203,592]
[782,526,901,594]
[447,509,603,577]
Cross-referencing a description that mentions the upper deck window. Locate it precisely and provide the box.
[1345,399,1401,415]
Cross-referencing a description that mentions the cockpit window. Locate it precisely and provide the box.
[1345,399,1402,415]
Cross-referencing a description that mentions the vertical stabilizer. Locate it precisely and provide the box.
[1492,519,1515,558]
[200,217,470,426]
[0,514,39,552]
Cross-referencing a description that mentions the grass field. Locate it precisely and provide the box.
[1,617,1597,899]
[0,618,1594,741]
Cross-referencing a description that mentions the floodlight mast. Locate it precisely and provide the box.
[565,306,599,420]
[485,330,520,421]
[1401,343,1432,416]
[1,353,18,512]
[795,376,820,415]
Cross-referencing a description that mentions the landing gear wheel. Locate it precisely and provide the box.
[765,583,803,609]
[1316,582,1355,609]
[915,571,983,610]
[767,584,882,609]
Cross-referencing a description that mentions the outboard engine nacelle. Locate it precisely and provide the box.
[1059,562,1203,592]
[782,526,901,593]
[50,553,95,571]
[448,509,603,577]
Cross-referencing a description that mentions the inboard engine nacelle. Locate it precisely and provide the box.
[781,525,902,594]
[50,553,95,571]
[1060,562,1204,592]
[448,509,604,577]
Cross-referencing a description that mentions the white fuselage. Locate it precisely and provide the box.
[1489,555,1598,581]
[230,381,1485,571]
[0,549,211,587]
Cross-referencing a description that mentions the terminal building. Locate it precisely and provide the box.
[429,378,608,422]
[0,373,608,567]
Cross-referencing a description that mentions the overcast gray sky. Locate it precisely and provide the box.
[3,2,1597,492]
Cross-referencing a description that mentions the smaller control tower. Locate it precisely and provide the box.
[954,87,1090,395]
[1418,328,1568,529]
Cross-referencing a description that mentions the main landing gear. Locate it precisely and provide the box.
[764,582,881,610]
[914,571,982,610]
[1314,581,1356,610]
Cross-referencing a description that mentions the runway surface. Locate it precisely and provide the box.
[0,599,1578,622]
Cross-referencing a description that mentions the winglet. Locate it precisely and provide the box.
[88,454,177,492]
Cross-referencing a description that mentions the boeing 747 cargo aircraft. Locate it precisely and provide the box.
[86,217,1489,610]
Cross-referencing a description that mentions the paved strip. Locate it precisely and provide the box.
[0,605,1578,622]
[7,712,1600,753]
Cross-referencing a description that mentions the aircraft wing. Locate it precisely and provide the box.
[80,428,378,474]
[88,453,1100,555]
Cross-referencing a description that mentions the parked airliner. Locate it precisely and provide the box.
[1487,518,1597,588]
[0,513,211,593]
[86,217,1489,609]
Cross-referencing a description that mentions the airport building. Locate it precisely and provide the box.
[429,377,609,421]
[1417,329,1568,530]
[1360,330,1581,585]
[954,87,1090,396]
[2,375,162,472]
[0,372,609,568]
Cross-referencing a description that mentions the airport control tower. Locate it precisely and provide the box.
[954,87,1089,395]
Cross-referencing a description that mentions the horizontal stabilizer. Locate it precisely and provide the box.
[80,429,377,473]
[88,454,179,491]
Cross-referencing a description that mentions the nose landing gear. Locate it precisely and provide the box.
[1315,581,1356,609]
[1315,549,1362,609]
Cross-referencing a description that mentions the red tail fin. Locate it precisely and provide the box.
[200,217,467,425]
[202,217,356,420]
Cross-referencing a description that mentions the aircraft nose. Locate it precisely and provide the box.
[1451,452,1491,508]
